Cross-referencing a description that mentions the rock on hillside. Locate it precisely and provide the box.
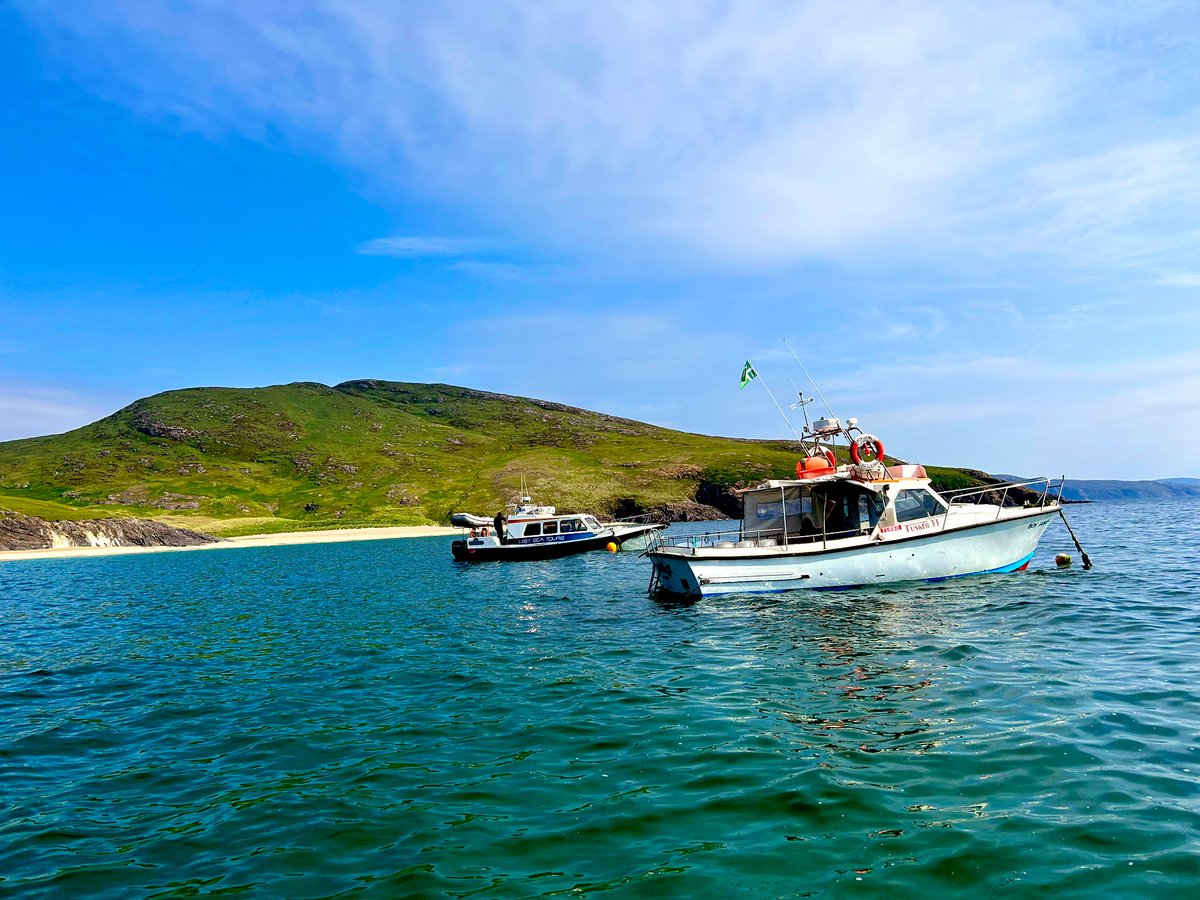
[0,511,219,552]
[638,501,730,524]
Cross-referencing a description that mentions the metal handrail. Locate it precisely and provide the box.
[648,524,868,553]
[942,476,1064,521]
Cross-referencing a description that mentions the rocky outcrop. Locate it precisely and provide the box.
[0,511,219,552]
[129,402,199,442]
[637,501,730,524]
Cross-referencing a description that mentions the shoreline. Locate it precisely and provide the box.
[0,525,459,563]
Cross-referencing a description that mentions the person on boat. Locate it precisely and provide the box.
[494,513,507,545]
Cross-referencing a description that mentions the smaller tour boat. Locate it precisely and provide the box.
[450,492,664,562]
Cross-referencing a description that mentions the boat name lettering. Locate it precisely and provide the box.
[904,520,938,534]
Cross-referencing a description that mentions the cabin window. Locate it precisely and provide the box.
[543,521,558,535]
[524,522,541,537]
[788,495,813,518]
[808,487,885,536]
[858,494,883,530]
[584,516,601,531]
[756,497,812,520]
[894,489,946,523]
[755,501,782,521]
[561,518,584,533]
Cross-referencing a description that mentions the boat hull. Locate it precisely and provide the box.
[648,509,1056,597]
[452,532,618,562]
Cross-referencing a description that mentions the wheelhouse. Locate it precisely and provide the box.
[739,476,950,546]
[507,515,603,541]
[743,480,882,544]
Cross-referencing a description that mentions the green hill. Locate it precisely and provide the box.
[0,380,985,536]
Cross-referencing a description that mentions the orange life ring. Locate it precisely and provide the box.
[481,527,489,537]
[850,435,885,464]
[470,528,477,538]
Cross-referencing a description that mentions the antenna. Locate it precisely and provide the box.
[784,339,835,417]
[788,380,815,432]
[746,362,803,443]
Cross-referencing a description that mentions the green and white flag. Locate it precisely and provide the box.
[739,360,758,389]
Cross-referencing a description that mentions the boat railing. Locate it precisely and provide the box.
[647,524,868,553]
[942,476,1065,522]
[611,512,662,525]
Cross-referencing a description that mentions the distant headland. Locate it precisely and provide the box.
[996,475,1200,502]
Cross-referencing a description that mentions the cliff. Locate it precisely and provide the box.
[0,511,219,552]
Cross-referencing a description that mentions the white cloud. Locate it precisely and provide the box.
[977,136,1200,272]
[25,1,1200,276]
[1154,273,1200,287]
[0,385,114,441]
[356,236,481,257]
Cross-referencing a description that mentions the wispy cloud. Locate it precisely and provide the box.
[24,2,1200,276]
[975,136,1200,273]
[0,384,114,441]
[1154,272,1200,287]
[356,236,481,257]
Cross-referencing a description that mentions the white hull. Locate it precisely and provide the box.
[648,509,1055,597]
[607,522,666,545]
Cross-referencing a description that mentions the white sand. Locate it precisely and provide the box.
[0,525,459,563]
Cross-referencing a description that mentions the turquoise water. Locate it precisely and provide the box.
[2,500,1199,897]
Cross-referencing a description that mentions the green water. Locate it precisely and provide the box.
[2,501,1198,896]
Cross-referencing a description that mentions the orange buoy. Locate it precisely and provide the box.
[796,454,835,478]
[606,542,618,552]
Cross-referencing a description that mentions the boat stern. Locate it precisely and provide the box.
[451,534,502,561]
[647,549,704,597]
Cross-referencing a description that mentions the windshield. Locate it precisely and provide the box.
[894,489,947,523]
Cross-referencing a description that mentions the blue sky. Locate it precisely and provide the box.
[3,1,1199,479]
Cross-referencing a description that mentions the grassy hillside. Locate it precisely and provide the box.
[0,380,984,536]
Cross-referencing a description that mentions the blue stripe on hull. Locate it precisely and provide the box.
[689,550,1040,597]
[922,550,1036,582]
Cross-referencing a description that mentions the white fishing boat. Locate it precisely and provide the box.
[451,491,663,562]
[645,411,1065,597]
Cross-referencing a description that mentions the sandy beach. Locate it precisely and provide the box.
[0,525,459,563]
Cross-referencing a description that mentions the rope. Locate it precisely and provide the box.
[1058,509,1093,570]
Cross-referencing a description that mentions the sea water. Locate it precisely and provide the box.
[1,500,1198,897]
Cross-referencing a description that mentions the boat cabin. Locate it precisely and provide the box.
[507,515,604,542]
[741,475,948,545]
[466,513,606,547]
